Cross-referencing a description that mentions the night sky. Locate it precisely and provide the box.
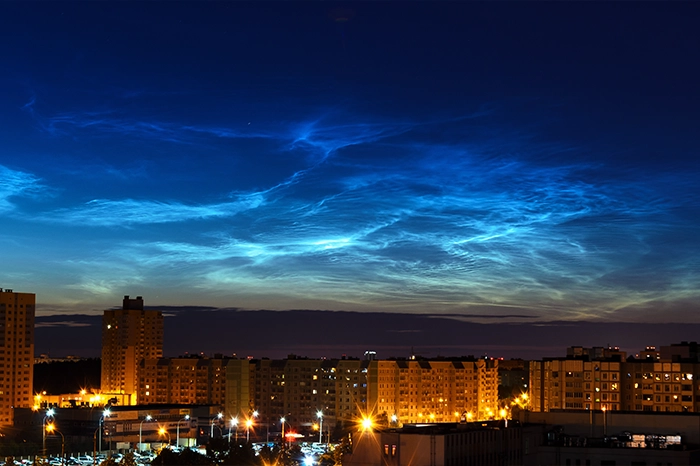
[3,3,700,358]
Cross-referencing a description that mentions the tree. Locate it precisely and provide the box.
[221,441,257,465]
[119,452,139,466]
[100,457,119,466]
[152,447,215,465]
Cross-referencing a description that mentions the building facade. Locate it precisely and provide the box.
[101,296,163,405]
[0,288,35,426]
[134,354,500,439]
[227,356,370,433]
[530,344,700,414]
[368,358,499,425]
[138,355,229,406]
[343,422,526,466]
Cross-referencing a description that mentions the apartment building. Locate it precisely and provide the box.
[530,358,622,412]
[227,356,369,430]
[368,358,499,424]
[0,288,35,426]
[530,344,700,414]
[138,355,229,406]
[101,296,163,404]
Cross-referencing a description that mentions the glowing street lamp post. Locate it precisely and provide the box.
[280,417,286,447]
[245,418,253,442]
[139,415,153,451]
[229,417,238,445]
[98,408,111,454]
[317,411,323,444]
[499,408,508,428]
[244,410,258,443]
[176,415,190,448]
[158,427,171,446]
[602,405,608,436]
[211,412,223,439]
[46,423,65,464]
[42,408,55,457]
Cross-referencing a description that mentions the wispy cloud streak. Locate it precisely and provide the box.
[0,165,46,213]
[39,192,265,226]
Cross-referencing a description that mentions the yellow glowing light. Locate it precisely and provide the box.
[499,408,507,419]
[312,423,319,431]
[361,416,373,431]
[158,427,166,435]
[246,419,253,428]
[46,423,55,433]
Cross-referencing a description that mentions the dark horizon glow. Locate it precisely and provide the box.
[2,3,700,338]
[34,308,700,360]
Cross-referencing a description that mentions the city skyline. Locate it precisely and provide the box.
[2,3,699,343]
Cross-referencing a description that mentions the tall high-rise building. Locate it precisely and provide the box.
[0,288,35,426]
[101,296,163,405]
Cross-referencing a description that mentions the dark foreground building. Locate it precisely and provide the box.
[343,412,700,466]
[343,421,530,466]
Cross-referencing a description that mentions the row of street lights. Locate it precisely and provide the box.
[210,410,259,444]
[139,414,192,450]
[41,407,328,456]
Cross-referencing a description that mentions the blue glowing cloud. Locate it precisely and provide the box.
[2,1,699,335]
[0,165,47,212]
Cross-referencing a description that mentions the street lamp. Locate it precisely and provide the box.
[158,427,171,446]
[499,408,508,428]
[280,417,285,446]
[42,408,55,457]
[176,414,190,448]
[139,415,153,451]
[98,408,111,454]
[316,411,323,444]
[229,417,238,445]
[602,405,608,436]
[45,423,64,465]
[210,412,223,439]
[245,418,253,442]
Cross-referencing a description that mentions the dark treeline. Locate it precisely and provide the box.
[34,359,101,395]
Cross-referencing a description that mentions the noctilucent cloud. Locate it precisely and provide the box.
[2,3,699,323]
